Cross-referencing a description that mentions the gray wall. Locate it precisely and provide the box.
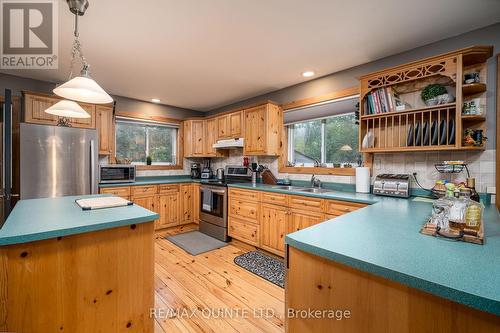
[0,72,203,119]
[207,23,500,148]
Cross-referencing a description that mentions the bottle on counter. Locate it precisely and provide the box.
[467,177,480,202]
[448,189,467,231]
[464,191,483,234]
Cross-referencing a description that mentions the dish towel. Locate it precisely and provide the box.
[202,188,213,211]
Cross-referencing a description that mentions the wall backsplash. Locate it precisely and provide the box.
[123,148,496,194]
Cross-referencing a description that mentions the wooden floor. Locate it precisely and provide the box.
[153,224,285,333]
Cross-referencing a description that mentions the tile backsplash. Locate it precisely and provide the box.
[122,148,496,194]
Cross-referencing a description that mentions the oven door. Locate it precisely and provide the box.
[199,185,227,227]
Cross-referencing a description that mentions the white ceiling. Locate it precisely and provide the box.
[3,0,500,111]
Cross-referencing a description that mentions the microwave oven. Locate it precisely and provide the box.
[99,165,136,184]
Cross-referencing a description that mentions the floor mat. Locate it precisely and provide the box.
[166,231,228,256]
[234,251,285,288]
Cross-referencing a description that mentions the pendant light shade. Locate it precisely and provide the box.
[45,100,90,118]
[53,75,113,104]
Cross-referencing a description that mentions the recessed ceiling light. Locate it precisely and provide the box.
[302,71,315,77]
[151,98,161,103]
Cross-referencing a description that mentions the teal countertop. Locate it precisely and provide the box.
[227,182,500,316]
[99,176,197,188]
[0,194,159,246]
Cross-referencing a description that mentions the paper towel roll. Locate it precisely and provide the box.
[355,167,371,193]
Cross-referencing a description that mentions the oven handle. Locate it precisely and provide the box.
[202,189,226,195]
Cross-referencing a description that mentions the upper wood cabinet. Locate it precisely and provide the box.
[96,105,114,155]
[217,115,229,139]
[183,119,227,158]
[243,103,282,156]
[183,120,205,157]
[23,92,96,129]
[217,111,243,139]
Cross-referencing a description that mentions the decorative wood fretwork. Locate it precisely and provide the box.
[362,57,457,98]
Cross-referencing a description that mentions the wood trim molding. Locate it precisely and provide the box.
[278,87,371,176]
[136,165,183,171]
[496,54,499,210]
[281,86,359,111]
[115,111,181,125]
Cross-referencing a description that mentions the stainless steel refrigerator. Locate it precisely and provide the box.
[20,123,98,199]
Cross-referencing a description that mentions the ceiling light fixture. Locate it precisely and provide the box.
[302,71,315,77]
[45,100,91,126]
[151,98,161,103]
[52,0,113,105]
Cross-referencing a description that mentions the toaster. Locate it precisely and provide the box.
[373,174,410,198]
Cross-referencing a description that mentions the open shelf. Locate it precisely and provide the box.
[462,83,487,96]
[360,103,455,119]
[359,45,492,153]
[462,115,486,121]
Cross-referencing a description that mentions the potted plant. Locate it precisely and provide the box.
[146,156,152,165]
[421,84,453,106]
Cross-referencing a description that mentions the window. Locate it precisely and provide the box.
[287,113,359,167]
[115,119,178,165]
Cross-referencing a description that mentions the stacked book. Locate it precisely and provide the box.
[364,87,406,115]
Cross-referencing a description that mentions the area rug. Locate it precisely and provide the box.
[234,251,285,288]
[166,231,228,256]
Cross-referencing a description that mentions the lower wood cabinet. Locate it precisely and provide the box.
[228,188,367,257]
[260,203,288,256]
[157,192,180,229]
[288,209,325,233]
[99,182,200,230]
[228,217,259,246]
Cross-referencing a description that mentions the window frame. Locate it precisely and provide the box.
[279,88,372,176]
[114,115,184,170]
[286,113,358,167]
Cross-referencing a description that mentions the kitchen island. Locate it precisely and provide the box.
[0,195,159,333]
[285,196,500,333]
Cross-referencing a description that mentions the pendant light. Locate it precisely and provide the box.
[53,0,113,104]
[45,100,90,118]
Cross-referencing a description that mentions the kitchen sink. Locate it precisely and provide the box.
[295,188,334,194]
[271,185,304,190]
[271,185,333,194]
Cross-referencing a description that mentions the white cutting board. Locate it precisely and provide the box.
[75,196,133,210]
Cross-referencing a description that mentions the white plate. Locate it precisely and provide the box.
[362,130,374,149]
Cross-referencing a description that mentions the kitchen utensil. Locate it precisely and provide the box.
[216,168,225,181]
[261,169,278,185]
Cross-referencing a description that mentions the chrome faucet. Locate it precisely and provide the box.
[310,174,321,188]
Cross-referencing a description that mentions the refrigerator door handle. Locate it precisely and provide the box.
[90,139,95,194]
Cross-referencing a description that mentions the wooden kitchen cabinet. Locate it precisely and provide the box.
[180,184,194,224]
[193,183,200,224]
[131,195,156,213]
[243,103,282,156]
[228,217,259,246]
[288,209,325,233]
[96,105,114,155]
[228,187,367,256]
[217,115,229,139]
[229,111,243,138]
[183,119,205,157]
[23,91,96,129]
[204,118,226,157]
[260,203,288,256]
[157,192,180,229]
[99,186,130,200]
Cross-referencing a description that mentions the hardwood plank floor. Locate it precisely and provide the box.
[153,224,285,333]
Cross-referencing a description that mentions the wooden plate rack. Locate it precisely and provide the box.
[359,46,493,153]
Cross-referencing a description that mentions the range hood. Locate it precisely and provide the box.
[213,138,244,149]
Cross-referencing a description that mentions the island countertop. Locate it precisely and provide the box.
[225,183,500,316]
[0,194,159,246]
